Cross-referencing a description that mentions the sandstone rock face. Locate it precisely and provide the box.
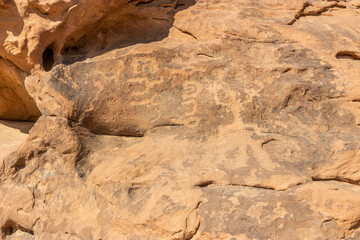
[0,59,40,121]
[0,120,33,174]
[0,0,182,120]
[1,0,360,239]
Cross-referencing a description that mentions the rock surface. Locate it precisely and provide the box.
[0,120,33,173]
[1,0,360,239]
[0,59,40,121]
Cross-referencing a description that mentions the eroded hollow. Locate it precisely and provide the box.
[2,225,15,236]
[335,51,360,60]
[1,220,34,238]
[60,0,196,65]
[0,58,41,121]
[42,45,54,71]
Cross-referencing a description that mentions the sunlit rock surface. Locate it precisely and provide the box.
[1,0,360,239]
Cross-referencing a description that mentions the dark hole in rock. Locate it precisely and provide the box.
[195,180,215,187]
[2,226,15,236]
[335,51,360,60]
[1,220,34,237]
[42,46,54,71]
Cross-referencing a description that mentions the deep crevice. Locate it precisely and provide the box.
[311,176,360,187]
[195,180,215,188]
[174,26,198,40]
[261,138,277,147]
[42,45,55,71]
[288,3,346,25]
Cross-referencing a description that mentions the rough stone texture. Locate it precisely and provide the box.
[0,0,185,120]
[0,120,33,174]
[1,0,360,239]
[0,59,40,121]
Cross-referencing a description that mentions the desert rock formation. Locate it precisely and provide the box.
[1,0,360,239]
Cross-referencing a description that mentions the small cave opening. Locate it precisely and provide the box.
[1,220,34,237]
[42,45,55,71]
[1,220,18,237]
[2,225,15,236]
